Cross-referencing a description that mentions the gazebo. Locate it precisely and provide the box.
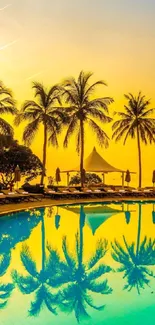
[61,147,134,187]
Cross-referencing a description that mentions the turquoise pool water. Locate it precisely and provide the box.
[0,201,155,324]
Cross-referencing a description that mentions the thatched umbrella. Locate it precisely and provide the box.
[152,170,155,188]
[55,168,61,184]
[125,170,131,186]
[14,165,21,189]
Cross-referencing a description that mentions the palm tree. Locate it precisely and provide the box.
[12,211,61,316]
[50,206,112,323]
[112,92,155,188]
[61,71,113,186]
[14,82,66,185]
[0,81,17,137]
[111,204,155,294]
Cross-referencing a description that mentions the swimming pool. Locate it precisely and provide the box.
[0,201,155,324]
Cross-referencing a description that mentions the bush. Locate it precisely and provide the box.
[69,173,102,185]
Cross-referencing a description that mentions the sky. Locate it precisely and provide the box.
[0,0,155,186]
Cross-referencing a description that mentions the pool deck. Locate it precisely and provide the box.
[0,196,154,215]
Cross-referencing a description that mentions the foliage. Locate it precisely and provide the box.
[112,92,155,187]
[0,135,18,149]
[0,144,43,186]
[69,173,102,185]
[14,82,68,184]
[111,236,155,294]
[61,71,113,153]
[0,81,17,137]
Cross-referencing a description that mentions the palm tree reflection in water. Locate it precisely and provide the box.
[111,204,155,294]
[12,206,112,322]
[53,205,112,323]
[12,209,61,316]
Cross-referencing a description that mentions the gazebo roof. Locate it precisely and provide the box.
[62,147,124,173]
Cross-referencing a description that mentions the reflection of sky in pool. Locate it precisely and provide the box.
[1,201,155,324]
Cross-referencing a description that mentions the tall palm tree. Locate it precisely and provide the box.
[111,204,155,294]
[12,211,61,316]
[0,81,17,137]
[50,206,112,323]
[112,92,155,188]
[15,82,66,185]
[61,71,113,187]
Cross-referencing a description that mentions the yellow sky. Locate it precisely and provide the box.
[1,0,155,186]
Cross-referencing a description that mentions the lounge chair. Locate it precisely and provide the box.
[1,190,29,202]
[16,189,42,201]
[0,193,8,204]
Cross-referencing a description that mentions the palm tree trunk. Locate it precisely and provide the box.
[136,204,142,258]
[40,122,47,185]
[79,206,85,267]
[80,120,84,187]
[136,126,142,188]
[41,214,45,272]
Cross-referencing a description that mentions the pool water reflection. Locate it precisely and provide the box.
[1,202,155,324]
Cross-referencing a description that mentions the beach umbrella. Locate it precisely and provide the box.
[14,165,21,188]
[55,168,61,184]
[125,170,131,186]
[152,170,155,188]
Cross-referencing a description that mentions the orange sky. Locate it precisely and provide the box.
[1,0,155,186]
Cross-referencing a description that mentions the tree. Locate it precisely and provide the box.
[61,71,113,187]
[112,92,155,188]
[52,206,112,323]
[111,204,155,294]
[69,172,102,185]
[0,144,43,187]
[15,83,67,185]
[0,135,18,149]
[0,81,17,138]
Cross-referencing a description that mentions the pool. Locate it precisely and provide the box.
[0,201,155,324]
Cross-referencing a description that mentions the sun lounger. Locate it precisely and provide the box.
[16,189,43,201]
[0,193,8,204]
[1,190,31,202]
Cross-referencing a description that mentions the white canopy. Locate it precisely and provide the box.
[62,147,124,173]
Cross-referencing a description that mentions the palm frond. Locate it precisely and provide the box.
[0,118,14,137]
[87,239,108,270]
[21,245,38,277]
[32,82,47,107]
[88,118,109,147]
[0,253,11,276]
[29,286,44,316]
[63,114,78,148]
[23,118,40,146]
[12,270,39,294]
[86,279,112,295]
[87,264,111,281]
[62,236,76,269]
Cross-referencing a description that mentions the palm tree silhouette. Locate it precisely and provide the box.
[0,81,17,137]
[12,211,61,316]
[61,71,113,186]
[14,83,66,184]
[112,92,155,188]
[111,204,155,294]
[0,253,14,308]
[51,206,112,323]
